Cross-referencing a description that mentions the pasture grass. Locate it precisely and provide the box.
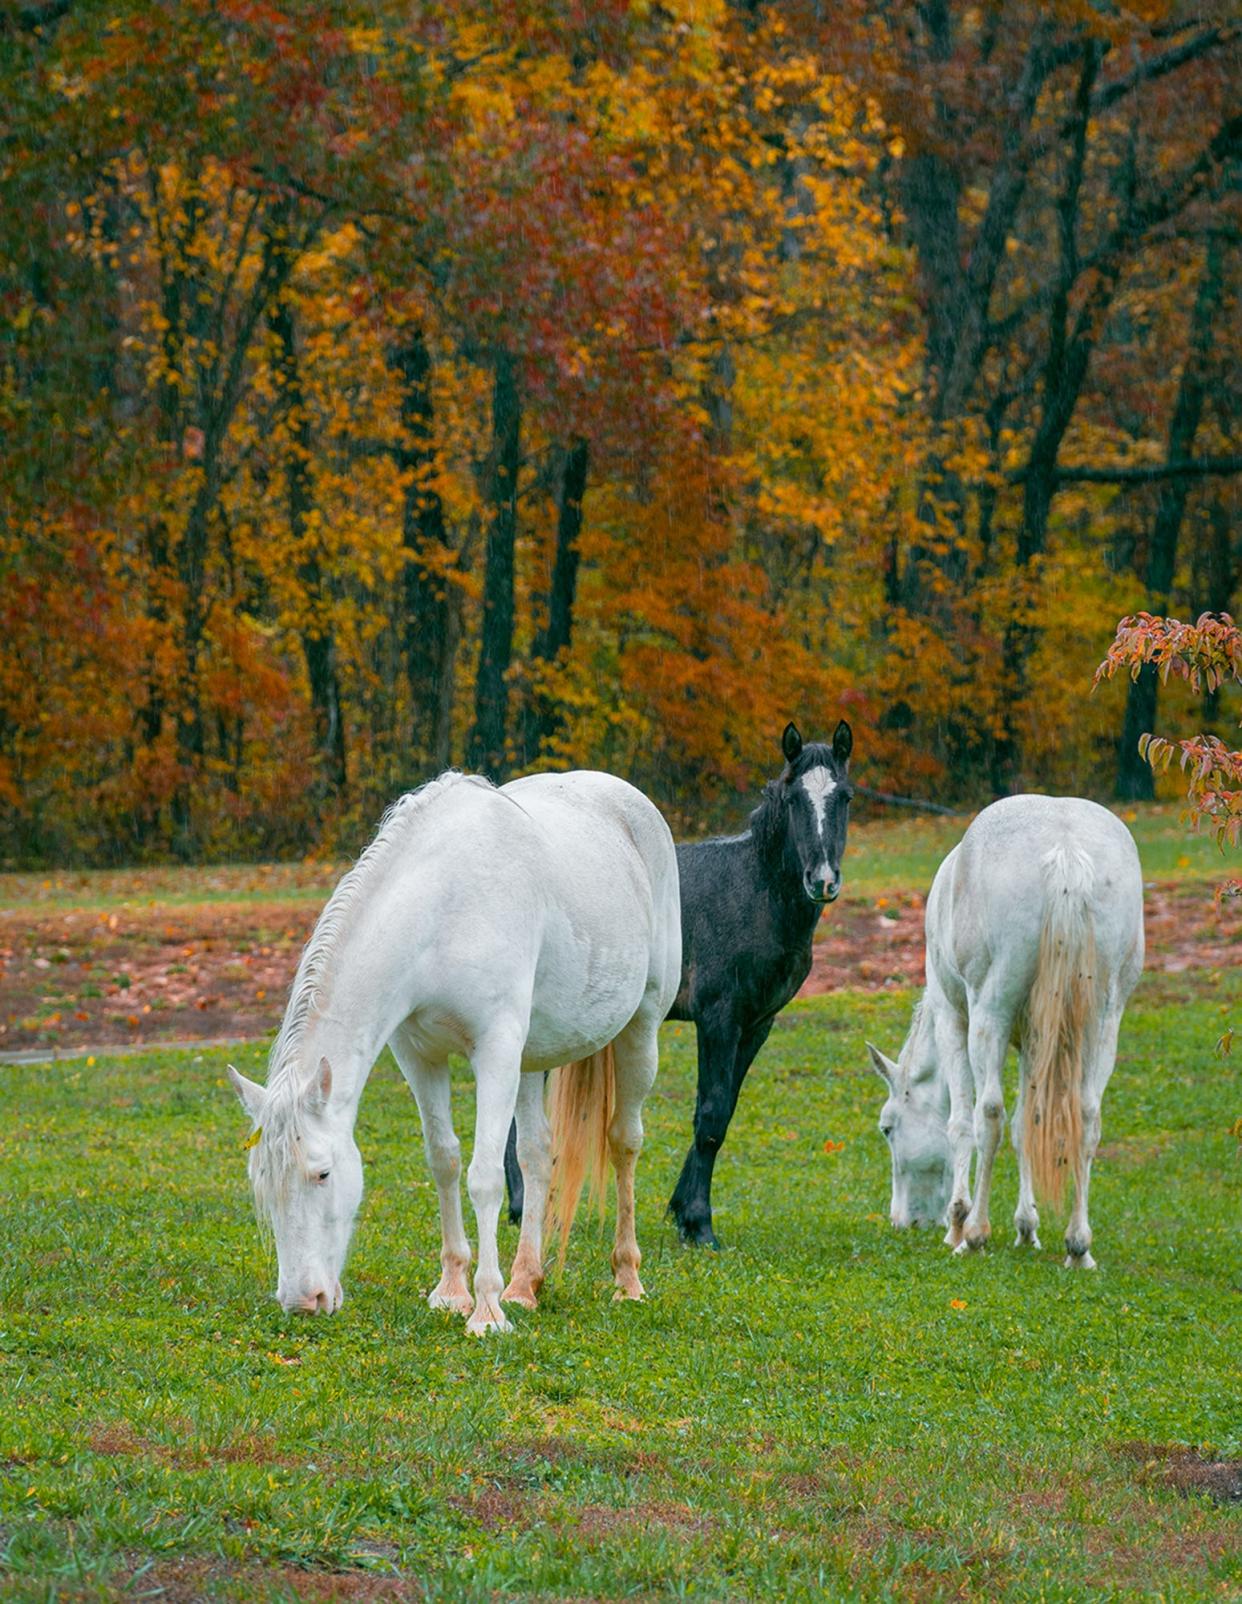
[3,976,1239,1601]
[0,800,1231,914]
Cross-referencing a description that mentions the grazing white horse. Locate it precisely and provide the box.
[228,769,681,1335]
[867,795,1143,1268]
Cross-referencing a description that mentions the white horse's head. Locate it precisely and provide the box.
[866,1010,951,1229]
[228,1058,363,1314]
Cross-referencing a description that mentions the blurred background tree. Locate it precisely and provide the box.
[1,0,1238,863]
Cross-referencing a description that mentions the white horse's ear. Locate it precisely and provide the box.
[866,1042,898,1087]
[227,1064,265,1121]
[303,1055,333,1112]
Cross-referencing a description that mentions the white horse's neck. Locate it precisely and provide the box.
[903,993,948,1104]
[264,772,487,1123]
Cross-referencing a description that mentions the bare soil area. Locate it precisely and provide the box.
[1,881,1236,1056]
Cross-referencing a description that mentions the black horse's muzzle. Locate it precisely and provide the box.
[804,873,842,904]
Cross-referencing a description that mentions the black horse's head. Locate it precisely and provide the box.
[776,719,854,903]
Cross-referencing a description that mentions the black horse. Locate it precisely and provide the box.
[665,719,853,1245]
[504,719,853,1242]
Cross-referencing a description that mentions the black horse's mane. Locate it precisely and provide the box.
[747,779,790,862]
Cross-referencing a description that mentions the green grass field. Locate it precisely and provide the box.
[3,966,1239,1600]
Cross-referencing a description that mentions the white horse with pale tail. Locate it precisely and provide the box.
[227,769,681,1334]
[867,795,1143,1268]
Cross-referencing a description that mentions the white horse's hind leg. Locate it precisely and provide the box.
[1011,1057,1041,1249]
[959,1012,1008,1253]
[391,1040,474,1317]
[1065,1011,1119,1270]
[466,1027,524,1335]
[609,1015,659,1301]
[502,1072,550,1311]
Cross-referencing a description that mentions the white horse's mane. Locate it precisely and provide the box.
[250,770,492,1215]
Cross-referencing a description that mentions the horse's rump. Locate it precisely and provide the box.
[545,1045,616,1266]
[1022,844,1098,1209]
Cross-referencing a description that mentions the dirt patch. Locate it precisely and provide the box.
[0,900,315,1053]
[1,877,1235,1056]
[450,1481,713,1543]
[449,1485,531,1531]
[89,1421,298,1472]
[1117,1441,1242,1505]
[108,1558,419,1602]
[801,878,1241,999]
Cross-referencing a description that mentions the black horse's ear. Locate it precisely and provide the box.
[781,722,803,765]
[832,719,853,765]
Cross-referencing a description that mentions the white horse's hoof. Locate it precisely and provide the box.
[466,1293,513,1335]
[428,1286,474,1316]
[1015,1234,1042,1251]
[952,1239,972,1257]
[1064,1251,1097,1270]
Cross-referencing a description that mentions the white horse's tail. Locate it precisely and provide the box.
[1023,845,1099,1210]
[545,1044,615,1267]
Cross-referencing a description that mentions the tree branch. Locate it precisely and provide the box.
[1010,455,1242,485]
[1091,26,1239,119]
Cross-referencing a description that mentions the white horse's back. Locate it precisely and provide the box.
[343,770,679,1071]
[929,795,1144,1010]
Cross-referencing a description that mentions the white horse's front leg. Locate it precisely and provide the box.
[937,1008,974,1248]
[609,1016,659,1301]
[393,1042,474,1317]
[466,1028,524,1335]
[502,1072,550,1311]
[959,1013,1008,1253]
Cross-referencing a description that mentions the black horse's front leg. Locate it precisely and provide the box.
[668,1019,738,1247]
[503,1117,524,1224]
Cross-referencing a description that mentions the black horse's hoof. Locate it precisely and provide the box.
[670,1208,721,1250]
[507,1203,524,1226]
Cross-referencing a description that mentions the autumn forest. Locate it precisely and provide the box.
[2,0,1239,865]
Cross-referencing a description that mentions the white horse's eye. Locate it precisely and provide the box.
[317,1170,331,1182]
[880,1125,894,1141]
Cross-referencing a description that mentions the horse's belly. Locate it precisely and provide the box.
[520,916,652,1071]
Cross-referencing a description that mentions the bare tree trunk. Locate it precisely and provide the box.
[271,293,347,799]
[392,329,457,767]
[1116,235,1225,799]
[167,194,314,851]
[468,351,521,778]
[1201,497,1238,728]
[522,437,589,764]
[991,41,1104,793]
